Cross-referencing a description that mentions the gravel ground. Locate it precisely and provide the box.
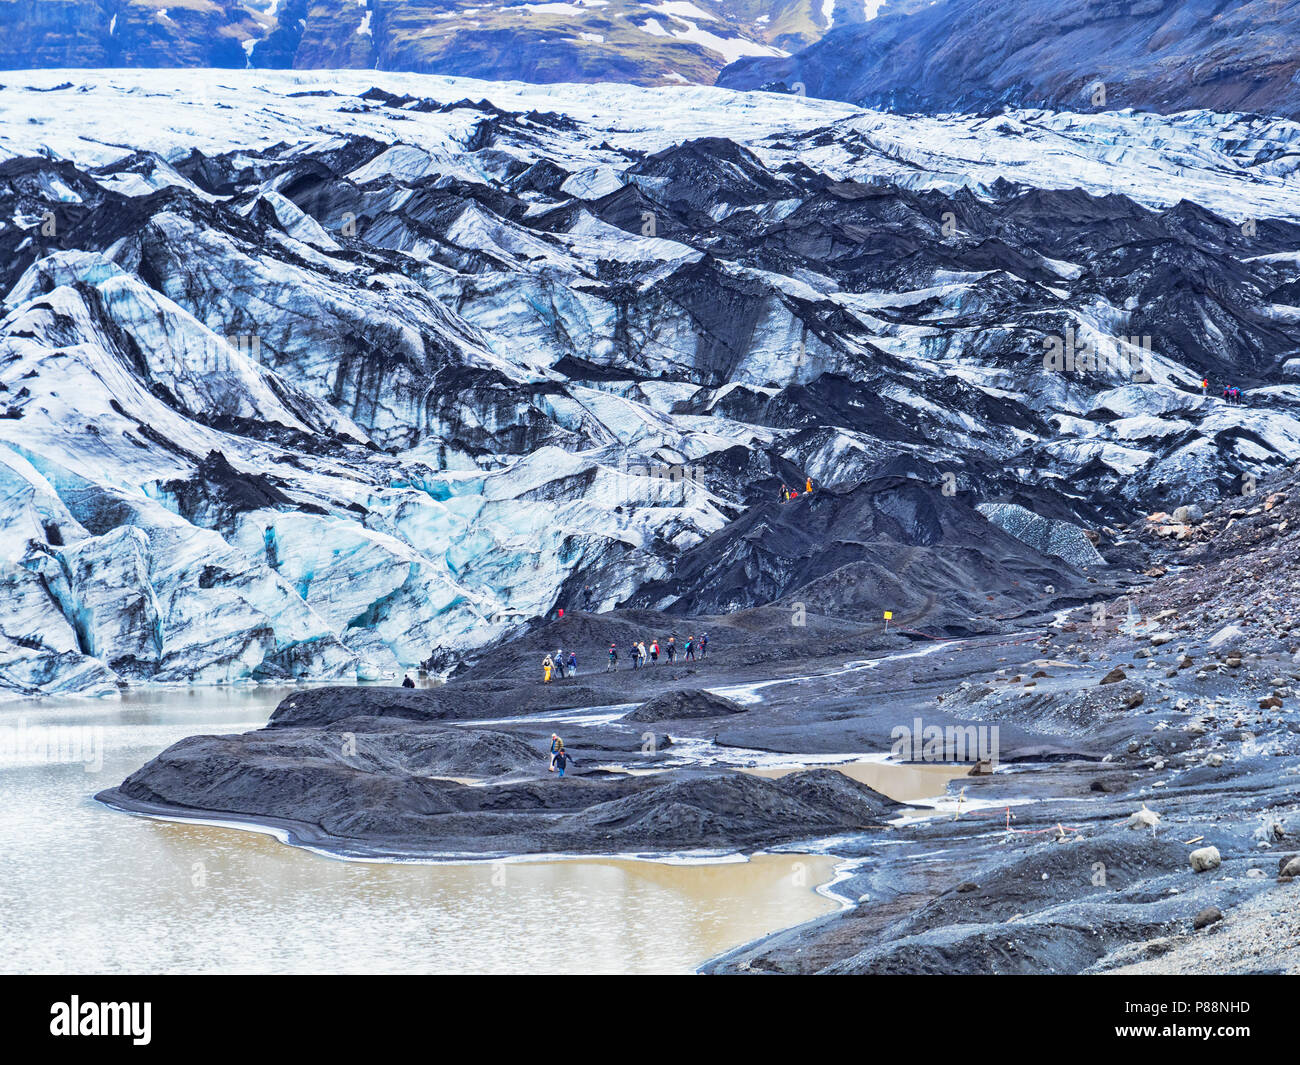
[1094,884,1300,974]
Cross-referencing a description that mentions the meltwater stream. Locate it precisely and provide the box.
[0,686,840,974]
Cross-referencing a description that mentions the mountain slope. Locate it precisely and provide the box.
[718,0,1300,120]
[0,0,927,85]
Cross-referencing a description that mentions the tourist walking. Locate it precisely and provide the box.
[553,746,572,778]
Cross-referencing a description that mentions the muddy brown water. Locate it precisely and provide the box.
[0,687,841,974]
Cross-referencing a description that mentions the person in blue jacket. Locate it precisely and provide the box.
[553,746,572,778]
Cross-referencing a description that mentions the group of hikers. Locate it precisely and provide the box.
[1222,386,1246,405]
[780,477,813,503]
[542,634,713,680]
[606,633,706,671]
[541,648,578,683]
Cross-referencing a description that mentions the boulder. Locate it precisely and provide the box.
[1208,624,1245,652]
[1189,845,1221,872]
[1127,805,1160,830]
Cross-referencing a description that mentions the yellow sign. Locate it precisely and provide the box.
[883,611,893,620]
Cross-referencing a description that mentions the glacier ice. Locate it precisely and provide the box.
[1,70,1299,698]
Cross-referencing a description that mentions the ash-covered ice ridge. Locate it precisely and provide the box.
[3,70,1300,697]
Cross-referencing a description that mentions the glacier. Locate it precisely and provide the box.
[1,69,1299,698]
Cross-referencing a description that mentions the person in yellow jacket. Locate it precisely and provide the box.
[806,477,812,493]
[542,654,553,683]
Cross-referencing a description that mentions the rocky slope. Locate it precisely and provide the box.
[703,465,1300,974]
[718,0,1300,120]
[0,0,929,85]
[3,69,1300,698]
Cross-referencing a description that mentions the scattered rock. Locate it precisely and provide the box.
[1189,846,1222,872]
[1193,906,1223,930]
[1127,805,1160,830]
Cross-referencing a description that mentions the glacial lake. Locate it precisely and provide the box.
[0,686,841,974]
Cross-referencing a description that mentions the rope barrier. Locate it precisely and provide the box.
[952,804,1080,836]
